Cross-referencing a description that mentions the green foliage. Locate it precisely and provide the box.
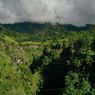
[64,72,91,95]
[30,30,95,95]
[0,24,95,95]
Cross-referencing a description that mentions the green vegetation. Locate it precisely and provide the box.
[0,23,95,95]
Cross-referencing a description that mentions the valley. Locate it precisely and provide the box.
[0,23,95,95]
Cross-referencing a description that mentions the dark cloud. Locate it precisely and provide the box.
[0,0,95,25]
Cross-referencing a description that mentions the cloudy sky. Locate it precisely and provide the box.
[0,0,95,25]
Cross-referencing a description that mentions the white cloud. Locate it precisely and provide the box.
[0,0,95,25]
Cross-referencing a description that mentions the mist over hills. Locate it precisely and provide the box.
[1,1,95,95]
[1,0,95,26]
[0,22,93,34]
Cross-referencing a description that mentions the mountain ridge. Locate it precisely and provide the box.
[0,22,93,34]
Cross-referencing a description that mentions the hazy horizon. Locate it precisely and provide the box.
[0,0,95,26]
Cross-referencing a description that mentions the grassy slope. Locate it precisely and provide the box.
[0,33,43,95]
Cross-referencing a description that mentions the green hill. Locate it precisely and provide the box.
[0,22,94,42]
[0,23,95,95]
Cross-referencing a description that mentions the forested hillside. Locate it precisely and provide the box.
[0,23,95,95]
[0,23,93,42]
